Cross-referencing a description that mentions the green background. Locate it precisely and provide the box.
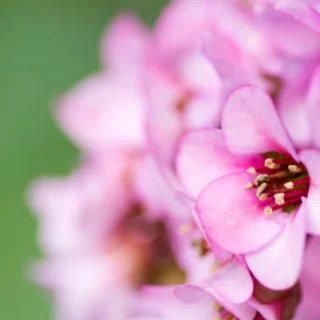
[0,1,165,318]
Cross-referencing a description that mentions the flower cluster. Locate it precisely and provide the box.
[29,1,320,319]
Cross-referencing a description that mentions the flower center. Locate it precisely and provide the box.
[118,203,185,287]
[246,152,309,215]
[213,303,237,320]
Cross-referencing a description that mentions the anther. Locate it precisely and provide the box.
[274,193,285,205]
[288,165,302,173]
[265,158,280,169]
[264,206,273,215]
[284,181,294,189]
[247,167,256,174]
[179,223,193,234]
[259,194,268,201]
[256,182,268,197]
[245,182,254,189]
[213,302,223,312]
[254,174,269,186]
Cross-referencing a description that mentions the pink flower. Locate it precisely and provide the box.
[146,0,320,185]
[177,84,320,290]
[29,14,195,319]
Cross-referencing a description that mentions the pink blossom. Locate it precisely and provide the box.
[29,14,193,319]
[177,85,320,290]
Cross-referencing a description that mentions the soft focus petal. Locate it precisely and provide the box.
[248,298,281,320]
[257,9,320,58]
[196,172,287,254]
[278,87,312,150]
[133,154,189,222]
[307,65,320,149]
[210,259,253,303]
[146,68,184,167]
[295,236,320,319]
[246,203,306,290]
[174,284,256,320]
[176,129,257,198]
[137,285,215,320]
[183,94,221,130]
[154,0,209,55]
[276,0,320,33]
[299,149,320,234]
[222,85,297,158]
[101,14,149,70]
[56,74,146,151]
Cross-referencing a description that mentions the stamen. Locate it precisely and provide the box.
[245,182,254,189]
[254,174,269,186]
[274,193,285,205]
[284,181,294,189]
[264,206,273,215]
[213,302,223,312]
[178,223,193,234]
[259,194,268,201]
[289,176,310,187]
[265,158,280,169]
[288,165,303,173]
[247,167,256,174]
[267,197,303,213]
[269,170,291,179]
[256,182,268,197]
[283,188,308,199]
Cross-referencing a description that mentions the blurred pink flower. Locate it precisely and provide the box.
[177,85,320,290]
[28,0,320,318]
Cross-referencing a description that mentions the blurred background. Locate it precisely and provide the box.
[0,0,166,318]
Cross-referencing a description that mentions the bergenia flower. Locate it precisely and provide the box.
[28,0,320,318]
[177,84,320,291]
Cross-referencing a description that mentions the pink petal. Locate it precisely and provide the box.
[258,9,320,58]
[276,1,320,34]
[278,80,312,149]
[177,193,233,263]
[248,298,281,320]
[100,14,149,70]
[176,129,257,198]
[133,155,189,222]
[299,149,320,234]
[307,65,320,149]
[139,285,215,320]
[210,259,253,303]
[56,73,145,151]
[154,0,209,55]
[222,85,297,158]
[174,284,256,320]
[174,284,212,304]
[178,51,221,94]
[196,172,287,254]
[145,68,184,168]
[246,203,306,290]
[183,94,222,130]
[295,236,320,319]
